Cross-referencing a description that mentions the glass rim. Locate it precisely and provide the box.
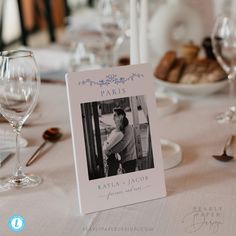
[0,49,34,59]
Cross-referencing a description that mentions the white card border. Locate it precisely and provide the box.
[66,64,166,214]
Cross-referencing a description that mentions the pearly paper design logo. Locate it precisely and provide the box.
[78,73,144,87]
[8,215,25,232]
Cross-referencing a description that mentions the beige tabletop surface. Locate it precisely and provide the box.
[1,82,236,236]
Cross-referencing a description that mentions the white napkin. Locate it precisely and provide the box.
[0,128,28,151]
[67,9,101,33]
[31,48,71,81]
[33,48,71,72]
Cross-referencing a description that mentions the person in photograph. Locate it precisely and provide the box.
[103,115,124,176]
[104,108,137,175]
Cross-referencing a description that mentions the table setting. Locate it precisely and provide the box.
[1,0,236,235]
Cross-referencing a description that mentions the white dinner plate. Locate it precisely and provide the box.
[155,78,228,97]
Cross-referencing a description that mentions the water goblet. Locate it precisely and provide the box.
[97,0,123,66]
[212,15,236,123]
[0,50,41,191]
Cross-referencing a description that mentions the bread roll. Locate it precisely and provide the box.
[180,42,200,64]
[166,58,185,83]
[154,51,176,80]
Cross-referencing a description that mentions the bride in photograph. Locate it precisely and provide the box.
[103,108,129,176]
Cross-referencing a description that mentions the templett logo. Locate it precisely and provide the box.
[182,206,223,233]
[8,215,25,232]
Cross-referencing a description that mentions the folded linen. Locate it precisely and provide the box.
[0,128,28,151]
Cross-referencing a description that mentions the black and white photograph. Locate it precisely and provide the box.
[81,95,154,180]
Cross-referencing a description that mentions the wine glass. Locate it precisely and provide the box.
[112,1,130,66]
[97,0,123,66]
[0,50,41,191]
[212,15,236,123]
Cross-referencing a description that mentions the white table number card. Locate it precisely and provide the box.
[66,64,166,214]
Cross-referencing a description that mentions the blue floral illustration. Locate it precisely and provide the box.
[78,73,144,87]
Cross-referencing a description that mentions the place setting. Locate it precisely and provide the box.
[0,49,65,192]
[151,5,236,172]
[149,2,232,128]
[207,10,236,168]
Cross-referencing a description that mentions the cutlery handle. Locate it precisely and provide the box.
[26,140,48,166]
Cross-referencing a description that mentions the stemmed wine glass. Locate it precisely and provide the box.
[212,15,236,123]
[97,0,123,66]
[0,50,41,191]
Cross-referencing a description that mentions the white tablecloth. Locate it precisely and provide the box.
[1,83,236,236]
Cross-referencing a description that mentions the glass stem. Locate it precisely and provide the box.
[106,48,114,67]
[228,72,236,109]
[14,125,23,178]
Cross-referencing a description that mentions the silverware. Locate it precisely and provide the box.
[26,127,62,167]
[212,135,234,162]
[41,79,65,84]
